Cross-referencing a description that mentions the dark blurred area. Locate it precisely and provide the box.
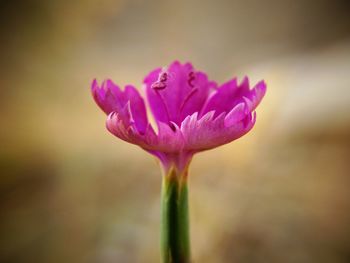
[1,0,350,262]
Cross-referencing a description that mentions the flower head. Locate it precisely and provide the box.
[92,61,266,170]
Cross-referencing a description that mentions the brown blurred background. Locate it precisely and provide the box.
[1,0,350,262]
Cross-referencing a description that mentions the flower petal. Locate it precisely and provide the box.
[201,78,239,118]
[106,110,133,143]
[181,110,256,151]
[224,102,248,126]
[92,79,148,134]
[243,80,266,112]
[106,108,156,148]
[91,79,121,115]
[123,85,148,134]
[150,121,184,152]
[106,110,184,153]
[201,77,266,118]
[144,61,215,125]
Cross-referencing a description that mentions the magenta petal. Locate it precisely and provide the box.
[139,121,184,153]
[201,78,239,118]
[224,102,247,126]
[106,111,184,153]
[144,61,215,126]
[202,77,265,118]
[243,80,266,112]
[181,110,256,151]
[151,121,184,152]
[106,111,133,143]
[123,85,148,134]
[92,79,148,134]
[179,71,217,121]
[92,79,119,115]
[106,109,155,148]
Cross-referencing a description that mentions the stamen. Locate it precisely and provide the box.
[152,72,168,90]
[160,72,168,82]
[151,82,166,90]
[188,71,196,88]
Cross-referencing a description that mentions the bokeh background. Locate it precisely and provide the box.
[1,0,350,262]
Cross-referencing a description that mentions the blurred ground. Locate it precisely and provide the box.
[1,0,350,262]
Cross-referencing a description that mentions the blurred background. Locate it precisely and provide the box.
[1,0,350,262]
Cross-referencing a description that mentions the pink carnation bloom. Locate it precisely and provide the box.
[92,61,266,171]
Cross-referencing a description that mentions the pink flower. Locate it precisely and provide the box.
[92,61,266,170]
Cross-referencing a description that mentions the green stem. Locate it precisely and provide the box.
[161,167,190,263]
